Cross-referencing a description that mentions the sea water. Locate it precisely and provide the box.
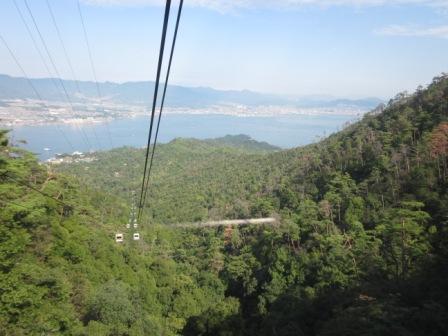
[7,114,358,160]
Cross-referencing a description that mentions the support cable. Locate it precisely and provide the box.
[140,0,184,220]
[23,0,93,151]
[137,0,172,220]
[12,0,88,152]
[12,0,61,100]
[0,33,75,152]
[2,172,71,208]
[1,199,33,210]
[46,0,103,150]
[45,0,80,92]
[77,0,114,149]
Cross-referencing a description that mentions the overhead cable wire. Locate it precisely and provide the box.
[2,172,71,207]
[137,0,172,220]
[76,0,120,228]
[45,0,80,93]
[1,171,120,225]
[23,0,93,151]
[1,173,104,219]
[45,0,102,150]
[140,0,184,220]
[11,0,75,150]
[76,0,113,149]
[0,33,75,152]
[12,0,88,152]
[0,199,33,210]
[12,0,61,100]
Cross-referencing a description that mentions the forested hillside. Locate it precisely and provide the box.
[1,74,448,335]
[55,134,280,223]
[0,130,252,335]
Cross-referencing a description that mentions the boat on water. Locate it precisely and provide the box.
[44,147,51,151]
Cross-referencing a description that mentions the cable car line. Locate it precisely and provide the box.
[45,0,80,93]
[76,0,100,104]
[116,192,139,243]
[1,173,112,220]
[1,199,35,210]
[76,0,121,227]
[140,0,184,221]
[77,0,114,149]
[1,172,71,208]
[45,0,103,150]
[23,0,94,151]
[7,3,112,231]
[0,33,75,152]
[137,0,172,220]
[11,0,80,152]
[12,0,61,100]
[12,0,88,152]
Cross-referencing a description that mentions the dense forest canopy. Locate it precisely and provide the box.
[1,74,448,335]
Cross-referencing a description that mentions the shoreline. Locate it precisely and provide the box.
[1,110,364,128]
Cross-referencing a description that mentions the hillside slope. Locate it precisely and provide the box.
[54,134,279,223]
[0,131,245,335]
[57,74,448,335]
[1,74,448,335]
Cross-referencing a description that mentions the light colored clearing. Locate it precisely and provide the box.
[173,217,277,228]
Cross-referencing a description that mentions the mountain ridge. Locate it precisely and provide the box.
[0,74,383,110]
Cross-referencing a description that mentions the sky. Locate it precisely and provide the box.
[0,0,447,99]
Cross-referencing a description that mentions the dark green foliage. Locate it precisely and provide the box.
[1,74,448,335]
[86,280,135,331]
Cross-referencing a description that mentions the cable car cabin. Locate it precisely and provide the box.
[115,233,124,243]
[133,220,138,228]
[126,223,131,229]
[133,233,140,241]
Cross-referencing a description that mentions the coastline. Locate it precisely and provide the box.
[1,102,367,127]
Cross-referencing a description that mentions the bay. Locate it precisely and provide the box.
[7,113,358,160]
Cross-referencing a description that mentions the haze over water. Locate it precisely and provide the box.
[9,114,357,160]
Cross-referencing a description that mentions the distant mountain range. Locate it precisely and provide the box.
[0,74,383,110]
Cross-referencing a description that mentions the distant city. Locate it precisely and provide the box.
[0,74,383,126]
[0,98,370,126]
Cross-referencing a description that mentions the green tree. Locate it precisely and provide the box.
[376,201,431,280]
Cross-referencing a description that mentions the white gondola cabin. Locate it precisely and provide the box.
[133,220,138,228]
[115,233,124,243]
[133,233,140,241]
[126,222,131,229]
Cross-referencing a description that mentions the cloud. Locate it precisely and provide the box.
[375,24,448,38]
[81,0,448,12]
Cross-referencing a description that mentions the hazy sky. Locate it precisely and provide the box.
[0,0,447,99]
